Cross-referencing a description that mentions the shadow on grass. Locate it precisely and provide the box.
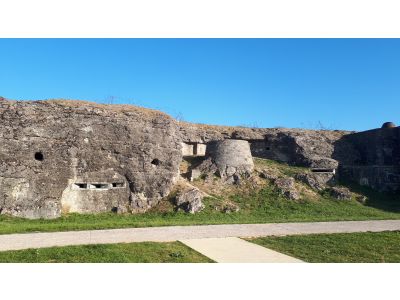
[341,180,400,213]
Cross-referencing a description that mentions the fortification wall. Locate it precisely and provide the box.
[0,98,397,219]
[178,119,400,192]
[0,99,182,218]
[337,126,400,191]
[178,122,349,168]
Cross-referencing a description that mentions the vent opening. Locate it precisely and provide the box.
[151,159,160,166]
[73,183,88,189]
[112,182,124,188]
[311,168,336,174]
[91,183,109,189]
[34,152,44,161]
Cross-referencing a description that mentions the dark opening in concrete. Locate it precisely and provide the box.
[311,168,335,174]
[111,207,118,213]
[92,183,109,189]
[151,159,160,166]
[112,182,124,188]
[74,183,88,189]
[34,152,44,161]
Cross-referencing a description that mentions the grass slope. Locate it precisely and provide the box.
[0,241,213,263]
[248,231,400,263]
[0,159,399,235]
[0,191,398,235]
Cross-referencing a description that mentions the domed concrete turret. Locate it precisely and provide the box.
[382,122,396,129]
[206,139,254,180]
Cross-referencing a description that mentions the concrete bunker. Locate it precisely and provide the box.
[61,169,131,215]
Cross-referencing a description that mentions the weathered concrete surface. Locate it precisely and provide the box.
[2,98,350,219]
[335,126,400,191]
[179,121,400,192]
[0,99,182,218]
[1,220,400,252]
[175,186,205,214]
[274,177,300,200]
[179,122,350,168]
[295,172,336,191]
[0,98,398,219]
[329,186,352,200]
[207,140,253,174]
[180,237,303,263]
[195,139,254,183]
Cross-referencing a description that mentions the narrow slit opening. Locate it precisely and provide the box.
[311,168,335,174]
[73,183,88,189]
[112,182,124,188]
[91,183,109,189]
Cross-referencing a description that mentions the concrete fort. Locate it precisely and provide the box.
[0,98,398,219]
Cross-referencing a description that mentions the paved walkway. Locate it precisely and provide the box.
[180,237,304,263]
[0,220,399,252]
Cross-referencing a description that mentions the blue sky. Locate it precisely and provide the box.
[0,39,399,131]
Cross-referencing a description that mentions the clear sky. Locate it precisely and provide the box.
[0,38,399,131]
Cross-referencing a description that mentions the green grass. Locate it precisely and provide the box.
[0,188,399,235]
[0,158,399,235]
[0,241,213,263]
[248,231,400,263]
[253,157,308,177]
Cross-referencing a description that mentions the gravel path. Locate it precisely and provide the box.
[0,220,399,251]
